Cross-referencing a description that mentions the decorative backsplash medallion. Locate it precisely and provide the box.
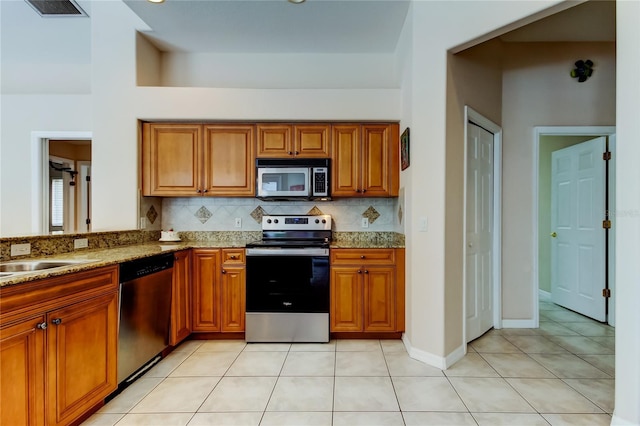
[362,206,381,224]
[250,206,266,223]
[146,205,158,224]
[307,206,324,216]
[195,206,213,224]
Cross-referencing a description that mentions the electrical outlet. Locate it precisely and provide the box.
[361,217,369,228]
[74,238,89,249]
[10,243,31,256]
[235,217,242,228]
[140,217,147,229]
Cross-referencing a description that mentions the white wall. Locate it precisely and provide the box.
[612,1,640,424]
[501,42,615,321]
[0,95,92,236]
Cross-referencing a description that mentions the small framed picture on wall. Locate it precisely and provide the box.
[401,127,410,170]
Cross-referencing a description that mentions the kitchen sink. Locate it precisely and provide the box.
[0,260,88,274]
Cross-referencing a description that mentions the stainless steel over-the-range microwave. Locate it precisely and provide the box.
[256,158,330,200]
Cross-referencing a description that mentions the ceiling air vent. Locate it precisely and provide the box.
[25,0,87,17]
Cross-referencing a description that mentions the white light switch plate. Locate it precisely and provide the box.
[11,243,31,256]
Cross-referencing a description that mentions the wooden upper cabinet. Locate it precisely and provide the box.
[256,123,330,158]
[142,123,202,196]
[142,122,255,197]
[203,125,255,196]
[331,123,399,197]
[295,124,331,157]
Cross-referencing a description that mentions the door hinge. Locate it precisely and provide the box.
[603,151,611,161]
[602,220,612,229]
[602,288,611,298]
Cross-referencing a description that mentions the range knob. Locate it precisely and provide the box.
[274,219,279,224]
[315,219,320,224]
[322,219,327,223]
[266,219,272,224]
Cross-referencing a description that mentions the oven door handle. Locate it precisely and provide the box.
[246,248,329,257]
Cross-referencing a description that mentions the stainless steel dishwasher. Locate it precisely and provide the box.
[118,253,174,385]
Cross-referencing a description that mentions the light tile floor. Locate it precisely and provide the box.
[84,301,614,426]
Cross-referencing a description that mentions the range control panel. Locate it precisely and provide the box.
[261,215,332,231]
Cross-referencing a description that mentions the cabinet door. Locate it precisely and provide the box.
[256,124,292,157]
[0,316,45,426]
[170,250,191,345]
[294,124,330,158]
[331,124,361,197]
[142,123,203,196]
[363,267,396,332]
[203,125,255,196]
[192,249,221,332]
[361,124,399,197]
[46,292,118,426]
[330,266,363,332]
[220,265,246,332]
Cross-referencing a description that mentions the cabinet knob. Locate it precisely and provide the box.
[229,255,237,259]
[364,270,369,274]
[51,318,62,325]
[196,189,201,193]
[203,189,208,193]
[288,151,293,155]
[362,189,367,193]
[294,151,299,155]
[357,270,362,274]
[221,269,227,274]
[360,255,366,259]
[356,189,361,193]
[36,322,47,330]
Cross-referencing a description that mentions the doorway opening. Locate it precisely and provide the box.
[31,131,92,235]
[534,126,616,326]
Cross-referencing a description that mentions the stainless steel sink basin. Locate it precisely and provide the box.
[0,260,88,274]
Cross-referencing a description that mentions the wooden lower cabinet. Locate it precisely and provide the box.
[0,266,119,426]
[170,250,191,345]
[46,292,118,426]
[330,249,404,333]
[192,248,246,333]
[0,315,46,426]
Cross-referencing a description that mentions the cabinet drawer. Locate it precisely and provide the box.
[222,249,245,264]
[330,249,395,265]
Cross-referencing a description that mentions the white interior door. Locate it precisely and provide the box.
[466,122,494,342]
[551,137,606,321]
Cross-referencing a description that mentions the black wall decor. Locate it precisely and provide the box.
[570,60,594,82]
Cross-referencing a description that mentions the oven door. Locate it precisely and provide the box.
[246,248,329,313]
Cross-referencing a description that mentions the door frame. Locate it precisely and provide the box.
[533,126,616,326]
[31,131,92,234]
[463,106,503,344]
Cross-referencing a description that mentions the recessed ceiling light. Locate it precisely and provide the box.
[288,0,306,4]
[147,0,165,3]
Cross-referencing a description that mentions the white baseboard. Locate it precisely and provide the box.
[401,334,465,370]
[538,289,551,301]
[502,319,537,328]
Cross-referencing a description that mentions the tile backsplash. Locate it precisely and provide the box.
[153,197,404,233]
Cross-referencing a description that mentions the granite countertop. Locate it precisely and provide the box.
[0,240,244,288]
[0,233,404,288]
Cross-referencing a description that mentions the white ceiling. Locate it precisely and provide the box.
[123,0,615,55]
[124,0,411,54]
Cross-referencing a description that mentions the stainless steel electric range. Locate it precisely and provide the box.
[245,214,331,343]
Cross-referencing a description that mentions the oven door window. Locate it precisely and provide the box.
[246,256,329,313]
